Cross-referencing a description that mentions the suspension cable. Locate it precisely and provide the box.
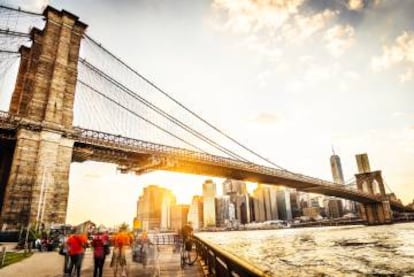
[0,5,43,16]
[79,59,250,162]
[84,34,285,169]
[0,29,31,38]
[77,79,208,154]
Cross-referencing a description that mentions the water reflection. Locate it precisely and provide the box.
[197,223,414,276]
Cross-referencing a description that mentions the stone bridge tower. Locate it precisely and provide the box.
[0,7,87,228]
[355,154,392,225]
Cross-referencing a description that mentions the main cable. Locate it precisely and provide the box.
[77,79,207,154]
[84,34,286,170]
[79,59,250,162]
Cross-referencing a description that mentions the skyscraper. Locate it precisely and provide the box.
[330,149,345,185]
[252,184,279,222]
[136,185,176,231]
[171,204,189,231]
[222,179,247,195]
[187,195,203,230]
[222,179,250,224]
[202,179,216,227]
[276,189,292,221]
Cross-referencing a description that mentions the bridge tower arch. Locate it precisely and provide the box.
[0,7,87,228]
[355,170,392,225]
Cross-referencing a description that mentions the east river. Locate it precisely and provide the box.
[197,223,414,276]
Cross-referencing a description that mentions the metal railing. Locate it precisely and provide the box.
[193,236,272,277]
[75,127,381,203]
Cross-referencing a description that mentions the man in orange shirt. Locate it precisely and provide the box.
[111,227,132,275]
[67,233,88,277]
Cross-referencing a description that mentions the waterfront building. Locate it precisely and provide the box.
[252,184,279,222]
[302,207,321,219]
[187,195,203,230]
[223,179,251,224]
[235,194,250,224]
[136,185,176,231]
[160,190,176,231]
[276,189,292,221]
[203,179,217,227]
[223,179,247,195]
[215,195,235,227]
[323,198,344,218]
[289,190,301,218]
[171,204,189,231]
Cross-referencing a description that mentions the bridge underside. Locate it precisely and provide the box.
[72,143,391,205]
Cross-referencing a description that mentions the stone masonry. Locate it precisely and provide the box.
[356,170,392,225]
[0,6,87,228]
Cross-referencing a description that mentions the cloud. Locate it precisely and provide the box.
[324,24,355,57]
[281,9,337,43]
[347,0,364,11]
[371,31,414,82]
[212,0,305,34]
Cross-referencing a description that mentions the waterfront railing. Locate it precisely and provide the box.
[193,235,272,277]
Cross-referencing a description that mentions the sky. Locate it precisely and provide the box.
[1,0,413,227]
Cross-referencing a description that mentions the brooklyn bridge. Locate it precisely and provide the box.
[0,5,411,229]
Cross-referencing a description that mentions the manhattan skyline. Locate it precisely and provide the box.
[0,0,413,226]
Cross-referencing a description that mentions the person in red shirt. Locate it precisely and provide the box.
[67,233,88,277]
[91,232,109,277]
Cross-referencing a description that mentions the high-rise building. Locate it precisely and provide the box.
[289,190,301,218]
[215,196,235,227]
[222,179,250,224]
[235,194,250,224]
[136,185,176,231]
[252,184,279,222]
[276,189,292,221]
[187,195,203,230]
[160,191,176,231]
[330,150,355,214]
[330,150,345,184]
[323,198,344,218]
[202,179,216,227]
[222,179,247,195]
[171,204,189,231]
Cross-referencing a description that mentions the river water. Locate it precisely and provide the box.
[197,223,414,276]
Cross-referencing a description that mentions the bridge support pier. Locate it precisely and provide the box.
[0,129,73,228]
[355,169,393,225]
[359,200,392,225]
[0,7,86,229]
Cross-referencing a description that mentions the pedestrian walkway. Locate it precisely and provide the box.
[0,245,204,277]
[83,245,204,277]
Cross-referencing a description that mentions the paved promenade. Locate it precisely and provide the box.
[0,245,204,277]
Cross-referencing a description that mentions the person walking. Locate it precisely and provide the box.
[59,234,71,276]
[67,232,88,277]
[111,226,132,277]
[91,231,108,277]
